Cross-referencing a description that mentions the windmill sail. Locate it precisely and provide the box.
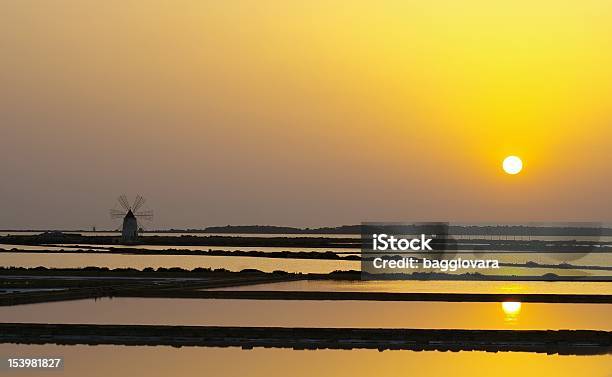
[110,194,153,243]
[132,195,146,213]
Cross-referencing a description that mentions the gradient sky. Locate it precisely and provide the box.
[1,1,611,229]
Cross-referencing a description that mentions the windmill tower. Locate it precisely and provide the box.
[110,195,154,243]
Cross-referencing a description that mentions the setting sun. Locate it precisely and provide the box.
[503,156,523,175]
[502,301,522,315]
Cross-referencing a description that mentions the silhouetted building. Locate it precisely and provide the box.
[121,210,138,242]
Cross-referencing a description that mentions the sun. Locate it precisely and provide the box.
[502,301,522,315]
[502,156,523,175]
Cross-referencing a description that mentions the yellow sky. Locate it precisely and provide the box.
[1,1,611,228]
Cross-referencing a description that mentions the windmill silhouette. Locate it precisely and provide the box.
[110,195,153,242]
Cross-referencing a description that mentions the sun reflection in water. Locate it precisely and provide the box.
[501,301,522,323]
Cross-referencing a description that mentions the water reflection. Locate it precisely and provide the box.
[2,252,610,276]
[213,280,612,295]
[1,298,609,331]
[0,253,359,273]
[502,301,522,323]
[0,344,610,377]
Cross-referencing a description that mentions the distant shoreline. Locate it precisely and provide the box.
[2,233,612,252]
[1,266,611,282]
[3,223,612,236]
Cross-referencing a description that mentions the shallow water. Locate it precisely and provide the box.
[3,242,611,263]
[2,297,610,330]
[1,251,611,277]
[52,244,360,254]
[1,238,611,278]
[0,344,609,377]
[212,279,612,295]
[0,253,356,273]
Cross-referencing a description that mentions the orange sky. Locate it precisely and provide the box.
[1,1,611,228]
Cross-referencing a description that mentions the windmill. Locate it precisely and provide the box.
[110,195,153,243]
